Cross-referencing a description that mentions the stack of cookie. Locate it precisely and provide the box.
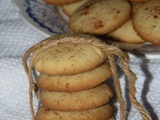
[32,40,114,120]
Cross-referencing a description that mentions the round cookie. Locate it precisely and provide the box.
[133,0,160,44]
[36,63,112,92]
[69,0,131,35]
[61,0,89,16]
[44,0,80,6]
[108,20,145,44]
[33,43,105,75]
[36,104,113,120]
[39,84,113,111]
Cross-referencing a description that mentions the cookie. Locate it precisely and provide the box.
[61,0,89,16]
[108,20,145,44]
[36,104,113,120]
[133,0,160,44]
[33,42,105,75]
[108,1,146,44]
[44,0,80,6]
[36,63,112,92]
[69,0,131,35]
[39,84,113,111]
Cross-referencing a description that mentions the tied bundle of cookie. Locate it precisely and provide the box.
[23,34,151,120]
[45,0,160,48]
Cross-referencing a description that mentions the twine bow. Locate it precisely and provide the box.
[22,33,151,120]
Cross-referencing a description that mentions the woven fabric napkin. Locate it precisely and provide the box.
[0,0,160,120]
[0,0,45,58]
[0,0,42,120]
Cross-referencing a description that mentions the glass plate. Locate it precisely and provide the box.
[12,0,160,59]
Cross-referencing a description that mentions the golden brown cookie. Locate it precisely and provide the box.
[69,0,131,34]
[36,63,112,92]
[33,42,105,75]
[36,104,113,120]
[44,0,80,6]
[61,0,89,16]
[108,20,145,44]
[133,0,160,44]
[108,2,145,44]
[39,84,113,111]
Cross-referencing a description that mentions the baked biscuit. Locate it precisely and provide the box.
[61,0,89,16]
[33,43,105,75]
[108,20,145,44]
[69,0,131,34]
[107,2,145,44]
[36,63,112,92]
[133,0,160,44]
[44,0,80,6]
[40,84,113,111]
[36,104,113,120]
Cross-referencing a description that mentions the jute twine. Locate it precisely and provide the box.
[22,34,151,120]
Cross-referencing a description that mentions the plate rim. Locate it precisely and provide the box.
[12,0,59,37]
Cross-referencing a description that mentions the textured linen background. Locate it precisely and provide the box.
[0,0,159,120]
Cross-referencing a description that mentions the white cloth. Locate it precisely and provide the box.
[0,0,159,120]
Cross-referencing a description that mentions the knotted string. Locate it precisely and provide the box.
[22,33,151,120]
